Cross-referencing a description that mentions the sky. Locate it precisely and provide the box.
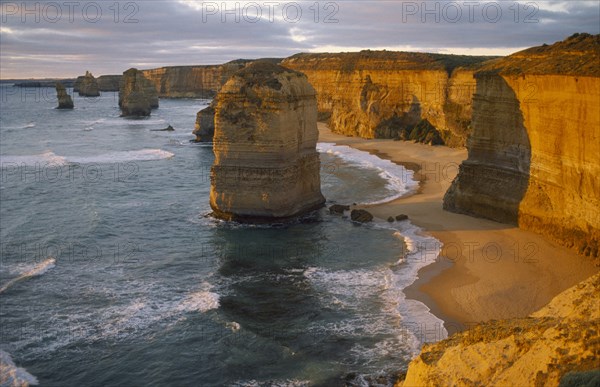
[1,0,599,78]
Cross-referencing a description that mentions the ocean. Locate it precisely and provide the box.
[0,84,446,387]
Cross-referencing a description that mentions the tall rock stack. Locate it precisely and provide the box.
[77,71,100,97]
[119,68,159,117]
[55,82,74,109]
[210,61,325,222]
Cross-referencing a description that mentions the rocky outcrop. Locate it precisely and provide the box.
[400,273,600,386]
[55,82,73,109]
[119,68,159,117]
[210,61,325,222]
[444,34,600,258]
[282,52,492,147]
[97,75,122,91]
[76,71,100,96]
[192,100,216,142]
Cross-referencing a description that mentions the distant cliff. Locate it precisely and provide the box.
[97,75,122,91]
[282,52,493,147]
[141,59,281,99]
[444,34,600,258]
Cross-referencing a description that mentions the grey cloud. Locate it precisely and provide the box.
[0,0,598,78]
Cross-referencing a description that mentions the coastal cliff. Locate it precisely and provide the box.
[281,52,491,147]
[141,60,280,99]
[400,273,600,386]
[444,34,600,258]
[210,61,325,221]
[97,75,122,91]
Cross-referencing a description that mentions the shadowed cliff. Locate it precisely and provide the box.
[444,33,600,259]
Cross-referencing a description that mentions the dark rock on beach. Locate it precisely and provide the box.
[351,209,373,223]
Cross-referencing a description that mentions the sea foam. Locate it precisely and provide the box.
[317,142,418,205]
[0,350,39,386]
[0,257,56,294]
[0,149,174,166]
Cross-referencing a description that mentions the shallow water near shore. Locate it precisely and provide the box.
[0,85,445,386]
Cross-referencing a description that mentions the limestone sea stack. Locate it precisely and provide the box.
[55,82,73,109]
[119,68,159,117]
[210,61,326,222]
[77,71,100,97]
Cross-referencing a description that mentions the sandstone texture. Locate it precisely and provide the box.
[282,52,492,147]
[210,61,325,222]
[55,82,73,109]
[192,100,216,143]
[400,273,600,387]
[119,68,159,117]
[76,71,100,97]
[444,34,600,259]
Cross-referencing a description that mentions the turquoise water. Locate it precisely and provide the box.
[0,85,445,386]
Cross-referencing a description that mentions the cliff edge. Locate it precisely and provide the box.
[400,273,600,386]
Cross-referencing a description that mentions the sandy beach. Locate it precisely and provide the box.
[319,123,598,333]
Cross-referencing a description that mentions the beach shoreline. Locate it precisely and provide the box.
[318,123,598,333]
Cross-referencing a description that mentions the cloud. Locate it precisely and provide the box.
[0,0,598,78]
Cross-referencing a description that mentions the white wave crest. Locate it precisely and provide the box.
[0,152,68,166]
[0,258,56,294]
[176,291,220,313]
[0,350,39,386]
[0,149,174,166]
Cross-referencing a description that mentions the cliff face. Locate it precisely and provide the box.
[282,52,491,147]
[444,34,600,258]
[97,75,122,91]
[141,61,251,99]
[210,61,325,221]
[119,68,159,117]
[192,100,216,143]
[401,273,600,387]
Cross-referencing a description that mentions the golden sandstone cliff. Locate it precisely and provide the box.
[140,60,280,99]
[210,61,325,222]
[282,52,492,147]
[400,273,600,387]
[444,33,600,259]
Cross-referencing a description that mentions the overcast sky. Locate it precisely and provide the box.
[1,0,598,78]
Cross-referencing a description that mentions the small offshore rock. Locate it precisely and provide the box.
[387,216,395,222]
[329,204,350,215]
[152,125,174,132]
[351,209,373,223]
[396,214,409,221]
